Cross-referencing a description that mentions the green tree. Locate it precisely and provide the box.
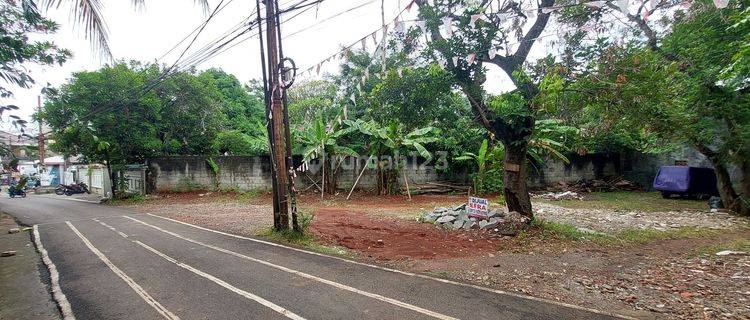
[414,0,559,218]
[212,129,267,156]
[1,0,70,143]
[154,67,225,155]
[201,69,266,136]
[287,79,339,127]
[40,62,162,195]
[560,0,750,215]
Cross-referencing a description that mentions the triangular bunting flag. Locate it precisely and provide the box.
[372,32,378,45]
[618,0,629,13]
[416,20,427,34]
[470,14,482,28]
[488,48,497,59]
[361,38,367,50]
[452,56,459,66]
[316,63,321,74]
[441,17,453,38]
[466,53,476,64]
[585,1,606,8]
[713,0,728,8]
[395,20,405,33]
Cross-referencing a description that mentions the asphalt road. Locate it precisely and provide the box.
[0,195,628,320]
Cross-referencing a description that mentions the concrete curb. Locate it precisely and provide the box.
[32,225,76,320]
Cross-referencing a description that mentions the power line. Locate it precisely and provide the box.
[37,0,321,140]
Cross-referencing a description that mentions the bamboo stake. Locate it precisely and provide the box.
[347,156,371,200]
[403,170,411,201]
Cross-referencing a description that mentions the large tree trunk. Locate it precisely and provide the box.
[697,144,749,216]
[501,139,533,218]
[713,161,745,214]
[737,159,750,216]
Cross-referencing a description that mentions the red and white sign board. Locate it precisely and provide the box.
[468,196,489,218]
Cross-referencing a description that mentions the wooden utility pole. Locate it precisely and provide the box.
[37,96,45,165]
[263,0,290,230]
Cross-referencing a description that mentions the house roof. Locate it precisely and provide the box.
[0,131,36,147]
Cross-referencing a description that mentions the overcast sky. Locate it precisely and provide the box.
[4,0,544,132]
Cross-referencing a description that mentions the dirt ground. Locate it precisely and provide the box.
[119,191,750,319]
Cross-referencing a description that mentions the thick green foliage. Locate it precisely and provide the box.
[40,62,269,167]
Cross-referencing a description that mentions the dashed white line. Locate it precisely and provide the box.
[94,220,305,320]
[123,216,458,320]
[33,225,76,320]
[144,212,635,320]
[65,221,179,320]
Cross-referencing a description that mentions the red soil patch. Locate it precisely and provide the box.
[310,207,498,261]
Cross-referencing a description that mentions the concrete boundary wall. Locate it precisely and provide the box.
[145,147,724,194]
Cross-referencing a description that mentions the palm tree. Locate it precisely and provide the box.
[40,0,209,59]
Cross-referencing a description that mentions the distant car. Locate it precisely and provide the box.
[653,166,718,199]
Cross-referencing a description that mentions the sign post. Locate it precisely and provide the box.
[467,196,489,219]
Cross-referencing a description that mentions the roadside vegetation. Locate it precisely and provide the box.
[536,191,708,212]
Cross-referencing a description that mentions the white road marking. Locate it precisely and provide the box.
[124,216,458,320]
[144,212,635,320]
[65,221,179,320]
[93,219,128,238]
[33,225,76,320]
[95,220,305,320]
[36,194,102,204]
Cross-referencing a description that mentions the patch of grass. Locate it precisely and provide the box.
[257,212,350,257]
[171,177,207,193]
[218,187,265,203]
[694,238,750,257]
[103,192,146,205]
[532,219,715,246]
[537,191,707,212]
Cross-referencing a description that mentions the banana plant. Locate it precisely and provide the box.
[296,114,358,195]
[345,119,438,194]
[454,139,496,193]
[527,119,579,165]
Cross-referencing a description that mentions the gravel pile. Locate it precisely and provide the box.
[421,204,529,235]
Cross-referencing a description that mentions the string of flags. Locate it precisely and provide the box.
[303,0,726,82]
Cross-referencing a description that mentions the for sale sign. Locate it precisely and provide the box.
[467,196,489,218]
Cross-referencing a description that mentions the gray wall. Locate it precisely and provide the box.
[146,146,731,193]
[146,156,466,193]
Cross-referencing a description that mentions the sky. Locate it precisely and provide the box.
[3,0,546,132]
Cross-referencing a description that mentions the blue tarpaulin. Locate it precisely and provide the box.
[653,166,690,192]
[653,166,718,195]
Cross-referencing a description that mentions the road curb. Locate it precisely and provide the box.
[32,225,76,320]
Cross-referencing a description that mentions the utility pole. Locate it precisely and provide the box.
[37,96,45,165]
[255,0,282,230]
[258,0,299,231]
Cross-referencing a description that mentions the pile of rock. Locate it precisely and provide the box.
[532,191,584,201]
[421,204,529,235]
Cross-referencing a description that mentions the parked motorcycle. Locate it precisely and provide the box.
[55,182,91,196]
[8,186,26,198]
